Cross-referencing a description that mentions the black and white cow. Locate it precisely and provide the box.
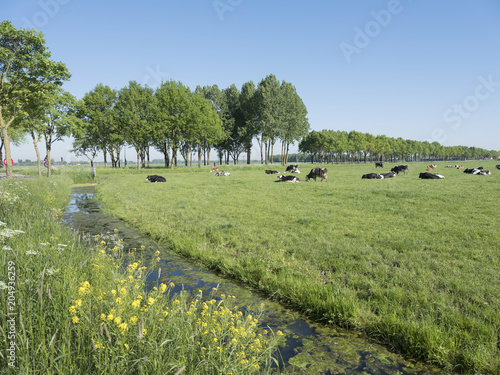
[277,175,300,182]
[381,171,396,178]
[463,167,488,175]
[146,175,166,182]
[215,171,230,176]
[362,173,383,179]
[375,162,384,168]
[419,172,444,179]
[496,165,500,170]
[265,170,280,174]
[305,168,328,182]
[285,164,298,172]
[390,165,408,175]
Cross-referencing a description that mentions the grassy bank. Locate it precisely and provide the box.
[95,161,500,374]
[0,175,284,374]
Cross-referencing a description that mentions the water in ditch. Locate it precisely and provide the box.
[63,185,443,375]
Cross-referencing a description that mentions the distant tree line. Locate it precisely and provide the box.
[299,130,500,163]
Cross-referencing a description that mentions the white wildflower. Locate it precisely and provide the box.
[26,250,39,255]
[40,243,50,246]
[0,281,7,289]
[2,246,12,250]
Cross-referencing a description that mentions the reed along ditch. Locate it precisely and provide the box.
[63,185,443,375]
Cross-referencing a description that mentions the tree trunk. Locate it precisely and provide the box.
[30,129,42,177]
[136,148,141,170]
[1,126,13,178]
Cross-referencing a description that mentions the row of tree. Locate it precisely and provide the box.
[73,74,310,169]
[299,130,500,163]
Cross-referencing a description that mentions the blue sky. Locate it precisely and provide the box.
[3,0,500,162]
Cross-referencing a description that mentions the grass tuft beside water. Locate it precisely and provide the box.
[0,174,284,374]
[94,161,500,374]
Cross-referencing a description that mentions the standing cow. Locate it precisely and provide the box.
[305,168,328,182]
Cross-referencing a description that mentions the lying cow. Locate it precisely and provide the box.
[381,171,396,178]
[391,165,408,174]
[362,173,383,179]
[463,167,488,175]
[285,164,298,172]
[419,172,444,179]
[496,165,500,170]
[375,162,383,168]
[146,175,166,183]
[277,175,299,182]
[215,171,230,176]
[265,170,280,174]
[305,167,328,182]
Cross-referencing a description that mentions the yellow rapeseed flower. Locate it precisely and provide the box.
[72,316,79,324]
[107,313,114,321]
[119,323,128,334]
[147,297,155,306]
[114,316,122,325]
[69,306,77,314]
[111,289,117,296]
[115,297,122,304]
[100,313,106,321]
[132,300,141,309]
[124,343,129,350]
[159,283,167,293]
[129,316,138,324]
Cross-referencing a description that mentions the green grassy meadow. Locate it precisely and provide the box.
[0,175,284,374]
[95,161,500,374]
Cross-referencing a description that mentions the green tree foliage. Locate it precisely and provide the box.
[116,81,155,169]
[0,20,70,177]
[75,84,119,168]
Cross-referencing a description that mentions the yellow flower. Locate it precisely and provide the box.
[72,316,79,324]
[69,306,77,314]
[159,283,167,293]
[132,300,141,309]
[120,287,127,295]
[124,343,129,350]
[74,299,83,307]
[114,316,122,325]
[129,316,138,324]
[115,297,122,304]
[169,282,175,288]
[111,289,117,296]
[100,313,106,321]
[119,323,128,334]
[142,329,147,336]
[107,313,114,321]
[147,297,155,306]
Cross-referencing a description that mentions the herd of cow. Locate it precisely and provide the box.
[144,163,499,183]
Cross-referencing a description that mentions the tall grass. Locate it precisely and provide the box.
[95,161,500,374]
[0,175,284,374]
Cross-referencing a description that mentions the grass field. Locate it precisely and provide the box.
[94,161,500,374]
[0,174,284,374]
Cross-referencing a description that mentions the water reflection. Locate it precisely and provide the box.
[63,186,443,375]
